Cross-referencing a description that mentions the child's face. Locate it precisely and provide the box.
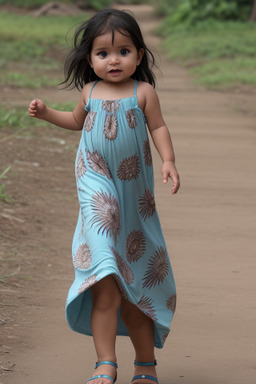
[89,30,144,83]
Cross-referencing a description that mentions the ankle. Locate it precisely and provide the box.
[96,357,117,365]
[134,357,156,364]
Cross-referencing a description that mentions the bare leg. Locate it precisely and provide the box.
[121,299,158,383]
[89,275,121,384]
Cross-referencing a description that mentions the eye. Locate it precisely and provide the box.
[98,51,107,58]
[120,48,129,56]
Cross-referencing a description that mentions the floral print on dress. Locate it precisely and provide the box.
[137,295,157,321]
[143,139,153,166]
[117,155,140,181]
[139,189,155,220]
[142,246,169,289]
[76,150,87,179]
[83,111,97,132]
[103,114,118,140]
[86,149,111,179]
[73,243,92,270]
[126,109,137,129]
[110,246,134,285]
[126,230,146,263]
[102,100,120,113]
[66,81,176,349]
[78,274,98,294]
[91,191,121,244]
[166,295,176,313]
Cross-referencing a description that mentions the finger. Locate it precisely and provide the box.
[30,99,38,108]
[162,171,169,184]
[28,106,36,115]
[171,176,180,194]
[28,100,38,116]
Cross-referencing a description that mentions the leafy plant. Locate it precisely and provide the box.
[157,0,252,25]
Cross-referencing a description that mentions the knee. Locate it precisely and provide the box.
[121,303,146,329]
[91,278,122,312]
[93,291,121,312]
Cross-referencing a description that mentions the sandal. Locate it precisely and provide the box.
[86,361,118,383]
[131,360,158,384]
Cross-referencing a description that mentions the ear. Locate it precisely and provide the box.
[137,48,144,66]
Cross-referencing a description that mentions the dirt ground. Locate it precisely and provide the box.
[1,4,256,384]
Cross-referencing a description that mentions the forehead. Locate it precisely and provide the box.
[92,30,135,49]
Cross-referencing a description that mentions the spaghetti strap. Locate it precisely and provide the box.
[85,81,98,111]
[133,80,138,97]
[89,81,98,99]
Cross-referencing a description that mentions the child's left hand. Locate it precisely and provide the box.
[162,161,180,194]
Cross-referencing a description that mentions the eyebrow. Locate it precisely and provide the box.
[94,44,133,51]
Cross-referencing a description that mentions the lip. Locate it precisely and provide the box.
[109,69,122,76]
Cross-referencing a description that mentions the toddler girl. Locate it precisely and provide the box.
[28,8,180,384]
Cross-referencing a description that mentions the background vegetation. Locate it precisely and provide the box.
[156,0,256,88]
[0,0,256,130]
[0,0,147,11]
[0,0,256,200]
[156,0,254,22]
[0,0,111,10]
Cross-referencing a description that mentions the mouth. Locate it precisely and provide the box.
[109,69,121,75]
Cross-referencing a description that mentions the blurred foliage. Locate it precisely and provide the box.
[0,72,62,88]
[155,0,179,17]
[158,19,256,88]
[0,0,144,10]
[0,0,53,7]
[155,1,256,88]
[155,0,253,24]
[78,0,112,10]
[0,102,76,130]
[0,12,86,65]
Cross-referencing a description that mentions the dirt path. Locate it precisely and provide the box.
[1,5,256,384]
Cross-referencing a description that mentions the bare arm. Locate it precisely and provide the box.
[142,83,180,194]
[28,89,88,131]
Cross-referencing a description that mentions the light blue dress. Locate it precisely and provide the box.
[66,80,176,348]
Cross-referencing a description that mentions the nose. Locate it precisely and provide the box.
[109,54,119,65]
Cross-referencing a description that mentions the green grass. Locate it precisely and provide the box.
[190,57,256,88]
[0,12,86,67]
[0,166,12,203]
[0,0,113,10]
[0,107,30,129]
[158,20,256,89]
[0,102,76,130]
[0,12,84,44]
[0,0,52,7]
[0,72,62,88]
[0,11,87,88]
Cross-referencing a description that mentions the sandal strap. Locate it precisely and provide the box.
[134,360,157,366]
[87,374,114,383]
[132,374,158,383]
[95,361,118,369]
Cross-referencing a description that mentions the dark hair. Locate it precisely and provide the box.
[61,8,156,90]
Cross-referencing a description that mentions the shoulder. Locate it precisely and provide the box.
[136,81,159,111]
[137,81,155,95]
[81,81,97,104]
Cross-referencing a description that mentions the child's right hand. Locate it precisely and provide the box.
[28,99,47,119]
